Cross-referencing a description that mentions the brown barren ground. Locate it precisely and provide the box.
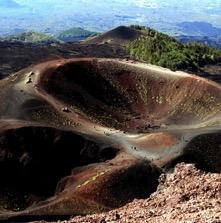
[0,58,220,221]
[49,163,220,223]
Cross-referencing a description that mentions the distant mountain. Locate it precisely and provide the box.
[57,28,98,42]
[0,0,21,8]
[176,35,221,49]
[177,22,221,36]
[1,0,221,37]
[0,32,59,43]
[83,25,146,45]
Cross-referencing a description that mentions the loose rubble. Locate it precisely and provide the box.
[37,163,221,223]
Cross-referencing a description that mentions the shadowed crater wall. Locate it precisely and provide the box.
[41,59,221,133]
[0,126,118,211]
[0,58,220,221]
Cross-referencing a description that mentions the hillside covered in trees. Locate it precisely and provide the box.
[57,27,98,42]
[126,26,221,71]
[0,32,59,43]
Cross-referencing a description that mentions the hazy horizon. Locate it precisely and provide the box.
[1,0,221,36]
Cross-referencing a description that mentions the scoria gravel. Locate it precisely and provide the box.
[36,163,221,223]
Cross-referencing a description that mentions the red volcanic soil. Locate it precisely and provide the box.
[39,58,221,132]
[44,163,221,223]
[0,58,220,221]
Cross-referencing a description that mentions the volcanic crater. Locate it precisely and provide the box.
[0,58,220,221]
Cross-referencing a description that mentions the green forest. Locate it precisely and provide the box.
[126,26,221,71]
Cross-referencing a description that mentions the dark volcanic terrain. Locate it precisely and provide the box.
[1,26,221,85]
[0,57,220,221]
[45,163,221,223]
[0,41,126,79]
[0,26,220,222]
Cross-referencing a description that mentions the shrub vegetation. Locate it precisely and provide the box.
[126,26,221,71]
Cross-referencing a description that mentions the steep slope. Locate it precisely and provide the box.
[54,163,221,223]
[83,26,145,45]
[0,58,220,221]
[125,27,221,71]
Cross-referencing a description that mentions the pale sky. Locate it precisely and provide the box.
[0,0,221,35]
